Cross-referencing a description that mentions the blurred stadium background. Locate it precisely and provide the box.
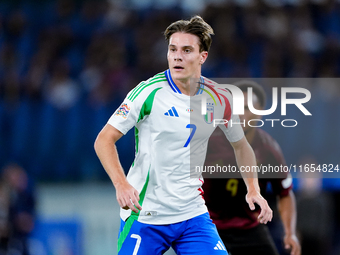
[0,0,340,254]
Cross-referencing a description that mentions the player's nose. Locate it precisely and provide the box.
[174,52,183,61]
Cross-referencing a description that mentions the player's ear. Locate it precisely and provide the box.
[200,51,208,65]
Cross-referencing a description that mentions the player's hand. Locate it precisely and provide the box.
[283,234,301,255]
[245,190,272,224]
[115,181,142,213]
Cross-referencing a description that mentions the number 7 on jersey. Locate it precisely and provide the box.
[184,124,197,147]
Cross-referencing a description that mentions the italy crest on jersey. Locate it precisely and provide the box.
[204,102,214,124]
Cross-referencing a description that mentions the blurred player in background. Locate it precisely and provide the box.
[0,175,10,254]
[95,16,272,255]
[203,81,301,255]
[1,163,36,255]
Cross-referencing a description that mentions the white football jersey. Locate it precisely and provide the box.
[108,69,244,224]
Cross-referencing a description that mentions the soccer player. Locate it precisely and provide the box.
[94,16,272,255]
[203,81,301,255]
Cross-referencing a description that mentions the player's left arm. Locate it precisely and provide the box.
[269,136,301,255]
[278,190,301,255]
[230,136,273,224]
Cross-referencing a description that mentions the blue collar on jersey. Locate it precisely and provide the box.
[164,69,204,95]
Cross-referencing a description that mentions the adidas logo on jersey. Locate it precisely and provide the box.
[164,106,179,117]
[145,211,157,216]
[214,241,226,251]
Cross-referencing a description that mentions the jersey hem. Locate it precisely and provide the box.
[120,205,208,225]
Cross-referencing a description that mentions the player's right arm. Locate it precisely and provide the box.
[94,124,142,213]
[217,88,272,223]
[278,190,300,255]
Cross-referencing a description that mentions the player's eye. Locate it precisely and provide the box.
[184,49,191,53]
[169,48,176,52]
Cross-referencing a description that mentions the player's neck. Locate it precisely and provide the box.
[172,68,202,96]
[174,78,200,96]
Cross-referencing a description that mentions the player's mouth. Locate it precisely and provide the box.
[173,66,184,70]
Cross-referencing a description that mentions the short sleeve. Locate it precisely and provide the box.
[107,89,142,135]
[270,174,293,197]
[217,89,244,143]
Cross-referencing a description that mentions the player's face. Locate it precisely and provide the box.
[167,32,208,82]
[239,92,262,133]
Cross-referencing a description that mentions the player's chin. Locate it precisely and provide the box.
[171,69,185,77]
